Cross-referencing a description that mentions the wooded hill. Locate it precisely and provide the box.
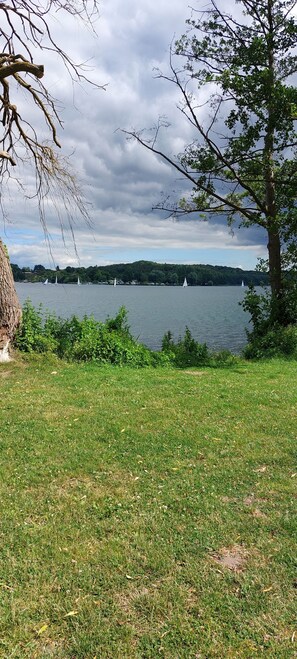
[12,260,269,286]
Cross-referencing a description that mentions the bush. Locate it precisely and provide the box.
[161,327,235,367]
[210,349,238,367]
[15,302,236,368]
[162,327,209,366]
[242,286,297,359]
[162,327,238,368]
[14,301,58,353]
[14,301,171,367]
[243,324,297,359]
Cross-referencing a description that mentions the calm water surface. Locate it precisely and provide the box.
[16,283,252,353]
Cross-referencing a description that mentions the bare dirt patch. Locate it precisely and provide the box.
[252,508,267,519]
[51,470,135,502]
[0,369,12,378]
[116,586,151,615]
[184,370,207,376]
[211,545,247,572]
[244,495,256,506]
[39,640,65,657]
[244,494,268,509]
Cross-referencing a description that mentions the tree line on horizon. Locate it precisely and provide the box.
[11,260,269,287]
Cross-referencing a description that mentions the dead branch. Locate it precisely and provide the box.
[0,0,103,245]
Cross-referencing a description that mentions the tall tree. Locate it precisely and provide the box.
[125,0,297,326]
[0,0,102,361]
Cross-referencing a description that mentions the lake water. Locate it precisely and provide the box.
[15,283,252,353]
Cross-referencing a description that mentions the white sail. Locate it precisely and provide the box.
[55,276,58,285]
[77,276,81,286]
[44,278,48,285]
[183,277,188,287]
[241,280,245,287]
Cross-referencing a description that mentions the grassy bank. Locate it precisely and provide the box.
[0,356,296,658]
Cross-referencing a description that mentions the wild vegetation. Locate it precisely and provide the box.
[0,355,295,657]
[14,300,297,363]
[242,286,297,359]
[14,301,240,367]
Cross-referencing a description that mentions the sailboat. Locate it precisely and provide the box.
[44,278,48,285]
[55,276,58,285]
[183,277,188,287]
[77,276,81,286]
[113,278,117,287]
[241,280,245,287]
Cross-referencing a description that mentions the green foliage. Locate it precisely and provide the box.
[162,327,209,366]
[162,327,235,367]
[14,301,170,367]
[175,2,297,230]
[177,326,210,366]
[244,324,297,359]
[241,287,271,337]
[242,286,297,359]
[15,301,237,369]
[161,329,174,352]
[14,300,58,354]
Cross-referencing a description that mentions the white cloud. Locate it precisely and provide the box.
[1,0,268,269]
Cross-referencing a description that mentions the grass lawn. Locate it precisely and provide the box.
[0,356,296,658]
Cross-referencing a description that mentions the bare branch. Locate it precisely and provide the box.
[0,0,103,251]
[122,127,262,225]
[0,59,44,80]
[0,150,16,165]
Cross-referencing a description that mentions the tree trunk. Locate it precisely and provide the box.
[264,1,285,325]
[267,228,282,296]
[267,227,289,325]
[0,239,22,361]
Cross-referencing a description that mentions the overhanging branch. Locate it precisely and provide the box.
[122,127,262,224]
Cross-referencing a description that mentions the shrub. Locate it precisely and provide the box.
[242,286,297,359]
[162,327,208,367]
[161,328,237,367]
[14,301,170,367]
[15,302,236,368]
[14,300,58,353]
[209,349,238,367]
[243,324,297,359]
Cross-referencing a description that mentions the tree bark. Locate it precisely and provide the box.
[267,227,289,324]
[0,239,22,361]
[264,0,285,323]
[267,228,282,295]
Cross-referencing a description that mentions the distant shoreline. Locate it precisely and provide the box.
[12,259,269,287]
[16,280,266,287]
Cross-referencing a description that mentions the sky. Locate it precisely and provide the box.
[2,0,268,270]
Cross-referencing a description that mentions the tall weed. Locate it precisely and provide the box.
[14,301,169,367]
[161,327,235,367]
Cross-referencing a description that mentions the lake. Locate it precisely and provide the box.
[15,283,252,353]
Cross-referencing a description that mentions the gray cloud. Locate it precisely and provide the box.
[2,0,268,269]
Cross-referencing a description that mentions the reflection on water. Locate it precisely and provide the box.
[16,283,252,353]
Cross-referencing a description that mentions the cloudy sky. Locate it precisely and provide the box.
[2,0,267,270]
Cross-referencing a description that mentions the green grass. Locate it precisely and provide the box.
[0,356,296,658]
